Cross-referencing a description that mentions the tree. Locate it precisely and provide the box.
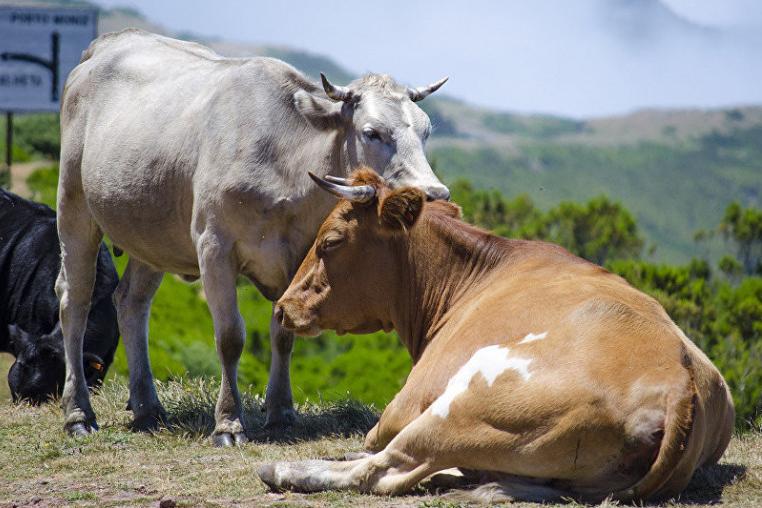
[719,202,762,276]
[540,197,643,265]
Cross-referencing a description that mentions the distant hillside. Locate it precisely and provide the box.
[424,100,762,263]
[6,0,761,263]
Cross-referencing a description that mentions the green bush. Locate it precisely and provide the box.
[26,165,60,206]
[452,179,642,264]
[0,113,60,162]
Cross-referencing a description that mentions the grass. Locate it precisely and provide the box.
[0,377,759,508]
[0,354,12,402]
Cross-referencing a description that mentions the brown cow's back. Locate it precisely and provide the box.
[367,239,732,499]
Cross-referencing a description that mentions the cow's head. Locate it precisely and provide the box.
[275,169,425,336]
[293,73,450,201]
[6,323,106,404]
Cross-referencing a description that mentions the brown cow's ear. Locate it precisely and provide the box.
[379,188,425,231]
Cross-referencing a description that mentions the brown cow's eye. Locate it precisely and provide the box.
[320,235,344,253]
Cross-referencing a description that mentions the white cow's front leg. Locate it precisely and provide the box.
[197,232,248,447]
[258,447,437,495]
[265,308,297,429]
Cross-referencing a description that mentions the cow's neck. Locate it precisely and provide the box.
[392,207,509,362]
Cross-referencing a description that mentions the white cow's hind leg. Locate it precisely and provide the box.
[56,171,102,436]
[114,258,166,430]
[197,232,248,446]
[265,310,297,429]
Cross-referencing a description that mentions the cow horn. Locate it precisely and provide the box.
[321,73,355,103]
[323,175,351,185]
[309,172,376,203]
[407,77,449,102]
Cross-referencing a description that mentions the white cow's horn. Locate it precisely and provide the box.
[407,77,449,102]
[309,172,376,203]
[323,175,352,185]
[321,73,355,103]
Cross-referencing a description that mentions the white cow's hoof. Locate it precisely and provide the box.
[264,407,297,431]
[66,421,98,437]
[212,431,248,447]
[129,406,168,432]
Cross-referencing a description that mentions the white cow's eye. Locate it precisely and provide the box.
[363,128,383,143]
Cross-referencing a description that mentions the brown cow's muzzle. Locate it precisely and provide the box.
[274,300,320,337]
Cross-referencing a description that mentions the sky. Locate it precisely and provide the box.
[92,0,762,118]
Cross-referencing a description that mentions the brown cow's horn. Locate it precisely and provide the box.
[407,77,449,102]
[309,172,376,203]
[321,73,355,103]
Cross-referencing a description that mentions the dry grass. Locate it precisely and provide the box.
[0,378,759,508]
[0,354,12,402]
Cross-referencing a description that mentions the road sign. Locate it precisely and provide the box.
[0,5,98,113]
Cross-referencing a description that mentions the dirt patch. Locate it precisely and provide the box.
[6,159,54,198]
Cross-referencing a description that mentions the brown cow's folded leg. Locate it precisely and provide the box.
[258,411,445,494]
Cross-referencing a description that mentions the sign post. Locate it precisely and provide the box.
[0,5,97,189]
[5,112,11,172]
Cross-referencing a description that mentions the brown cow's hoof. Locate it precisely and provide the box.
[129,407,168,432]
[66,421,98,437]
[212,431,248,447]
[344,451,374,460]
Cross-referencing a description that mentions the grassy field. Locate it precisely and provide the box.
[0,378,759,508]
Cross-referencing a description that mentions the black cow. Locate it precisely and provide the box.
[0,188,119,403]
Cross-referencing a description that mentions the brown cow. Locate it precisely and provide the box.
[258,169,734,502]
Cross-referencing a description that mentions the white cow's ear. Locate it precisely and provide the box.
[294,90,344,130]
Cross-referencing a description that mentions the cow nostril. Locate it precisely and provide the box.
[426,187,451,202]
[274,305,284,325]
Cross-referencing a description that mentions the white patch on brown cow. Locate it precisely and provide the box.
[518,331,548,344]
[430,345,532,418]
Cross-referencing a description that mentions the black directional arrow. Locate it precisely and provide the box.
[1,31,60,102]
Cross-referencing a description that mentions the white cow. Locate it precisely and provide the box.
[55,29,449,445]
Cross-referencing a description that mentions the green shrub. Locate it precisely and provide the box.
[26,164,59,207]
[0,113,60,162]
